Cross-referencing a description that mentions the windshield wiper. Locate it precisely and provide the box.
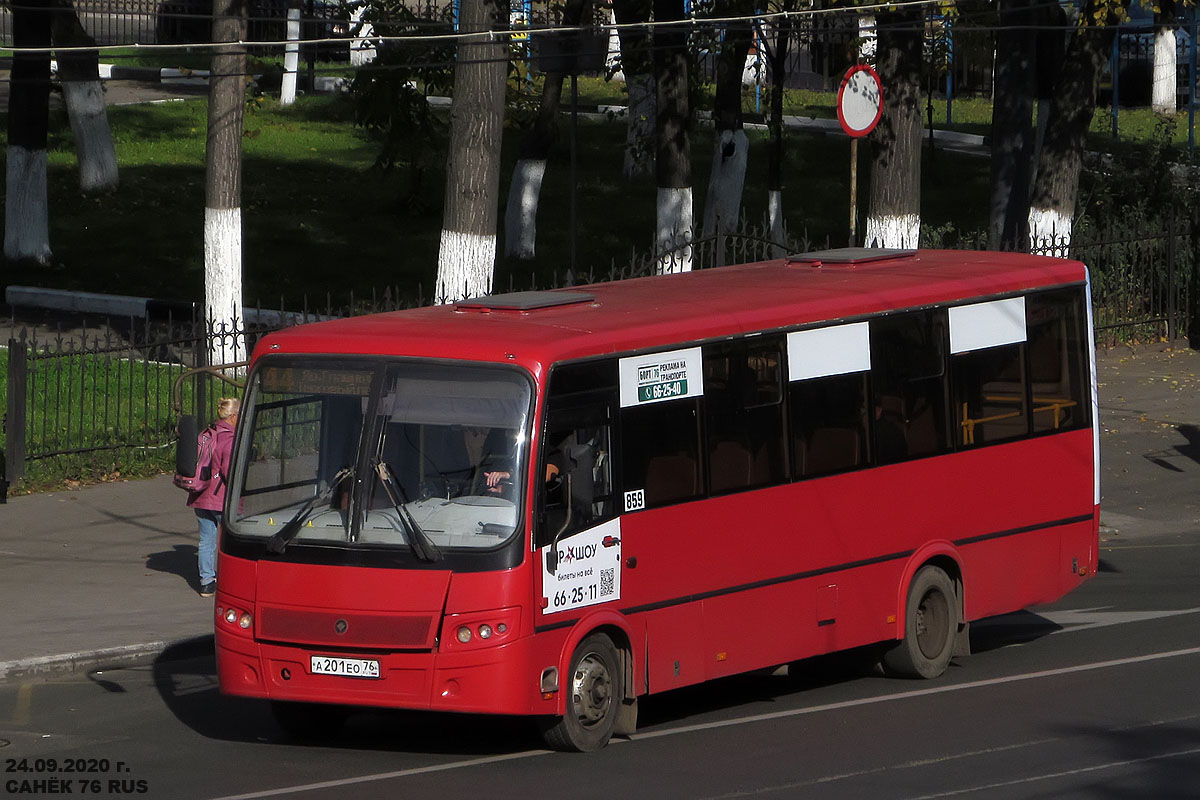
[265,467,354,555]
[375,460,442,563]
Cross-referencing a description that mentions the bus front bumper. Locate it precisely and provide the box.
[216,628,549,717]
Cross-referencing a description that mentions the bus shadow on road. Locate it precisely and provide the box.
[968,610,1063,653]
[636,648,889,730]
[149,637,545,755]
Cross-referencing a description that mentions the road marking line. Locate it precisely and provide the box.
[207,646,1200,800]
[698,714,1200,797]
[1103,542,1200,550]
[698,739,1066,798]
[1040,607,1200,634]
[903,746,1200,799]
[209,749,556,800]
[12,683,33,725]
[629,646,1200,743]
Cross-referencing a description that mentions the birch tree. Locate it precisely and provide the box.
[701,1,754,242]
[51,0,118,192]
[5,0,53,264]
[204,0,248,365]
[504,0,597,260]
[434,0,508,302]
[864,5,923,249]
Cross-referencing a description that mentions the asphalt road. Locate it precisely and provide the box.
[2,523,1197,800]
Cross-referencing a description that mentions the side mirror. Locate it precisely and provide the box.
[176,414,198,476]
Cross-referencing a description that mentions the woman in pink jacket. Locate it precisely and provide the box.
[187,398,240,597]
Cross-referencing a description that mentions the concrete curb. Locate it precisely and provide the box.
[0,636,213,684]
[5,286,331,326]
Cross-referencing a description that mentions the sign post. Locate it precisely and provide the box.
[837,64,883,247]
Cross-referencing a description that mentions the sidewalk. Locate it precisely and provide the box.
[1,346,1197,684]
[0,475,213,682]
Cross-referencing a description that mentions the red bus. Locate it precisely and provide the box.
[213,248,1099,751]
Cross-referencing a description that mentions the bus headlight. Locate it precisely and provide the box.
[442,607,520,652]
[218,604,254,635]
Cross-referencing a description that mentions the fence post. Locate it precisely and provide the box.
[5,333,29,494]
[1167,206,1177,343]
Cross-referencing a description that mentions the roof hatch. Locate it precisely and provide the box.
[455,290,596,312]
[787,248,916,268]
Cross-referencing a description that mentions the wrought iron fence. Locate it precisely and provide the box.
[3,217,1195,496]
[1017,213,1196,347]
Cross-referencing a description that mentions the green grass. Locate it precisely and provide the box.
[1,75,1190,492]
[0,342,207,492]
[2,91,995,310]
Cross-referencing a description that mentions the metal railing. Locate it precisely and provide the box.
[3,218,1195,495]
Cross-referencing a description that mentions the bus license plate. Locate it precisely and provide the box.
[310,656,380,679]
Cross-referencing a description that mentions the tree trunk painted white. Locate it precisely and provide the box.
[205,0,247,367]
[1029,10,1116,259]
[60,80,117,192]
[4,147,52,263]
[863,214,920,249]
[624,73,655,179]
[436,0,507,303]
[281,7,301,105]
[866,8,922,252]
[51,1,119,193]
[8,0,52,263]
[1028,206,1071,257]
[656,186,693,274]
[742,48,761,85]
[1152,26,1177,115]
[203,206,246,366]
[702,129,748,238]
[606,10,623,80]
[349,4,376,66]
[436,230,497,301]
[504,158,546,260]
[767,189,785,256]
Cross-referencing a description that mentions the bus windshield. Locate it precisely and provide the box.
[227,358,532,553]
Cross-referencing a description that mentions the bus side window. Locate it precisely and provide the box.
[622,399,702,510]
[790,372,870,479]
[870,310,952,464]
[538,360,619,548]
[1027,288,1090,433]
[539,407,615,545]
[704,339,787,494]
[951,343,1028,448]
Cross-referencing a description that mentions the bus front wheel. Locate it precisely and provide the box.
[539,633,623,752]
[883,565,958,679]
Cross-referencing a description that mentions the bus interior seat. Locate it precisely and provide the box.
[905,400,939,457]
[644,453,699,504]
[710,440,753,493]
[805,427,860,475]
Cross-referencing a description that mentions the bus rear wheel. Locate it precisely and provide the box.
[539,633,623,752]
[883,565,958,679]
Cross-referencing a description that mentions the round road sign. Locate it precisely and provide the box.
[837,64,883,138]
